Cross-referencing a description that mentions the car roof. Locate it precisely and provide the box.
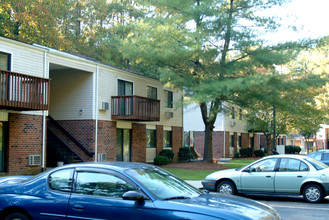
[262,154,307,160]
[53,161,155,172]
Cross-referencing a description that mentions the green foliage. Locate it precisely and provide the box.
[178,147,194,162]
[159,149,174,161]
[254,150,265,157]
[234,152,240,159]
[154,155,169,165]
[285,145,301,154]
[239,148,253,158]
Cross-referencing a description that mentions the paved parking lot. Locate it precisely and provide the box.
[186,181,329,219]
[248,195,329,220]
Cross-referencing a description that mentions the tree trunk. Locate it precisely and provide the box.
[203,122,214,163]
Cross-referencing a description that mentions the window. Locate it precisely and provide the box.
[48,169,74,192]
[278,158,309,172]
[74,171,135,198]
[0,52,10,71]
[163,130,172,148]
[238,136,242,149]
[238,109,242,120]
[146,129,156,148]
[324,153,329,160]
[147,86,157,99]
[118,79,133,96]
[230,107,235,119]
[249,158,278,172]
[164,90,173,108]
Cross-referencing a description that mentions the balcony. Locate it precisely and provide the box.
[0,70,50,111]
[111,95,160,121]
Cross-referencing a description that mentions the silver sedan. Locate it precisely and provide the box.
[202,155,329,203]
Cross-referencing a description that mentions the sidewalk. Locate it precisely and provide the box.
[185,180,203,189]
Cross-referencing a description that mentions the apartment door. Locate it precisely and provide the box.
[116,129,131,162]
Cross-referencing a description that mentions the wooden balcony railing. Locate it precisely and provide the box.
[111,95,160,121]
[0,70,50,111]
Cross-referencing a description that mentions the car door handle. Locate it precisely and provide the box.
[297,176,303,178]
[266,176,272,178]
[72,205,84,211]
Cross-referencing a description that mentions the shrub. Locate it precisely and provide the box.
[154,155,169,165]
[254,150,265,157]
[159,149,174,161]
[234,152,240,159]
[239,148,253,158]
[178,147,193,162]
[285,145,301,154]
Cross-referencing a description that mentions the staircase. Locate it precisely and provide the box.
[47,116,94,167]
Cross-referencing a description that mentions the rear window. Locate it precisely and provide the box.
[305,157,328,170]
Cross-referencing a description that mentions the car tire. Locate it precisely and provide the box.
[4,212,30,220]
[303,184,323,203]
[217,181,236,195]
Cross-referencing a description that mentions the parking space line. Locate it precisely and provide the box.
[271,205,329,211]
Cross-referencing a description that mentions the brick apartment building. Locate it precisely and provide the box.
[0,37,183,175]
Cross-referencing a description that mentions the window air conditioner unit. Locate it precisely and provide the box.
[29,155,41,166]
[230,121,236,127]
[99,102,109,110]
[98,153,107,162]
[165,111,174,118]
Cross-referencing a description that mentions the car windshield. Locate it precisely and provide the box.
[305,157,329,170]
[125,167,202,200]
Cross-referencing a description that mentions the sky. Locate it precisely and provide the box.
[267,0,329,43]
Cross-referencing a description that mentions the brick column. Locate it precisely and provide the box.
[131,123,146,162]
[172,126,182,161]
[156,125,163,155]
[8,113,43,175]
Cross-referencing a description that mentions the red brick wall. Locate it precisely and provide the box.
[131,123,146,162]
[97,121,117,161]
[213,131,224,158]
[8,113,44,175]
[190,131,227,159]
[58,120,95,154]
[241,133,249,148]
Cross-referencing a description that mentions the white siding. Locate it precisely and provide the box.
[0,38,45,78]
[50,70,94,120]
[0,37,183,127]
[184,103,247,133]
[97,65,183,127]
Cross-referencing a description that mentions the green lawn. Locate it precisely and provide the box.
[163,168,219,180]
[163,159,256,180]
[225,160,255,169]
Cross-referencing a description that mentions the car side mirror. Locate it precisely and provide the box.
[243,167,250,172]
[122,191,145,204]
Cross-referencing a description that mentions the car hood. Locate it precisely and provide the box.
[205,168,238,179]
[155,192,280,220]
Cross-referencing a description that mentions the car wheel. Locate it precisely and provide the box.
[303,184,323,203]
[217,181,235,195]
[4,212,30,220]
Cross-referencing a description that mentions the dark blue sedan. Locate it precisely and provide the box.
[0,162,280,220]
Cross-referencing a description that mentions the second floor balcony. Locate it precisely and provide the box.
[111,95,160,121]
[0,70,50,111]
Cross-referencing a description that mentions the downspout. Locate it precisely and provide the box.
[94,64,99,162]
[42,50,48,171]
